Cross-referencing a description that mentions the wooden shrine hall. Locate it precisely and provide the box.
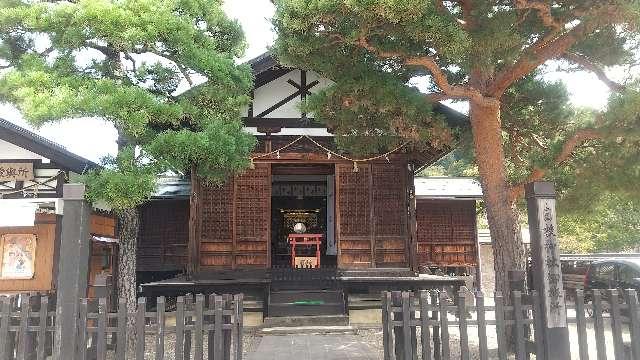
[139,53,479,321]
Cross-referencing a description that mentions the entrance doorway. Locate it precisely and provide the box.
[270,164,336,268]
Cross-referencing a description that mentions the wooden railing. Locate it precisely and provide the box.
[0,293,244,360]
[382,288,640,360]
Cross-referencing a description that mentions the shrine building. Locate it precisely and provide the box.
[138,53,482,323]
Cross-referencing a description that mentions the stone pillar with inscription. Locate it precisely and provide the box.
[525,182,570,360]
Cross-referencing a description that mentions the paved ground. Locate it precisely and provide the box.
[246,334,379,360]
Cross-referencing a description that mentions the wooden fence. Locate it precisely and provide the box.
[382,288,640,360]
[0,293,243,360]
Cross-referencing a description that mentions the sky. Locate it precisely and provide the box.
[0,0,621,163]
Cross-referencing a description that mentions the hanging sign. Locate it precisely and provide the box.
[0,162,34,182]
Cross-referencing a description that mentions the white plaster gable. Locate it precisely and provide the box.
[0,138,50,162]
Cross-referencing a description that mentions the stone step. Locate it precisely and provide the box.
[269,289,343,304]
[268,302,344,317]
[258,325,357,336]
[263,315,349,327]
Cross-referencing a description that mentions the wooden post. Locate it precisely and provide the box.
[188,166,201,278]
[525,182,570,360]
[54,184,92,360]
[407,164,418,272]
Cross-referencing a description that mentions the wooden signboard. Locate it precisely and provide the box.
[0,162,34,181]
[0,234,37,279]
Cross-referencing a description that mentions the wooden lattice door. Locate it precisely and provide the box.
[233,163,271,268]
[336,163,373,268]
[197,163,271,270]
[372,163,409,267]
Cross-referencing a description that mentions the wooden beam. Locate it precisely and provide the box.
[408,163,418,272]
[188,166,201,277]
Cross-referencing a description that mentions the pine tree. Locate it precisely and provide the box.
[272,0,640,300]
[1,0,255,354]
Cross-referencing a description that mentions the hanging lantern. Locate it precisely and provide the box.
[327,152,332,160]
[249,159,255,169]
[385,154,390,163]
[352,162,359,173]
[276,150,281,159]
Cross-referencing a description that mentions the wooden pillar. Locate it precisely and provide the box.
[188,166,202,278]
[407,163,418,272]
[54,184,91,359]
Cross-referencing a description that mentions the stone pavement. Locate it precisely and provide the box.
[246,334,379,360]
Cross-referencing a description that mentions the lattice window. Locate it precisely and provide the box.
[337,164,371,237]
[200,180,234,243]
[372,164,407,236]
[235,164,270,242]
[417,200,475,244]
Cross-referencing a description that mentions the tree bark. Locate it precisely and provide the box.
[469,100,527,292]
[117,207,139,357]
[469,99,526,350]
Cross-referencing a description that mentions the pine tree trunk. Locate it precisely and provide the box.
[117,207,139,356]
[469,99,526,348]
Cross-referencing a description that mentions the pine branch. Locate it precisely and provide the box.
[563,52,626,93]
[357,37,487,103]
[488,4,619,97]
[508,128,603,202]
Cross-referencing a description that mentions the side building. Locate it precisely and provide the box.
[0,119,117,297]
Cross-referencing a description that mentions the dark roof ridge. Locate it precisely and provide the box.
[0,117,99,173]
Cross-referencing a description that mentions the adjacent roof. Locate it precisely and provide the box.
[153,176,190,199]
[0,118,98,173]
[414,177,483,199]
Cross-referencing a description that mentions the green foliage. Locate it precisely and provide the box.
[84,147,157,211]
[146,119,256,183]
[0,0,254,208]
[305,72,454,155]
[558,193,640,253]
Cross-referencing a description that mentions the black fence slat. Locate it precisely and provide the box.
[513,291,525,360]
[194,295,204,360]
[16,294,30,360]
[233,294,243,360]
[116,299,127,360]
[574,290,589,360]
[592,290,607,360]
[136,297,147,360]
[97,297,108,360]
[214,296,224,360]
[608,289,624,359]
[383,292,395,360]
[223,294,232,360]
[207,294,216,360]
[457,289,469,360]
[430,292,441,360]
[494,292,507,360]
[156,296,166,360]
[626,289,640,359]
[175,297,185,360]
[0,297,10,359]
[438,291,450,360]
[184,294,193,360]
[401,292,413,360]
[77,298,88,360]
[531,290,546,359]
[419,290,432,360]
[475,292,488,360]
[36,296,48,360]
